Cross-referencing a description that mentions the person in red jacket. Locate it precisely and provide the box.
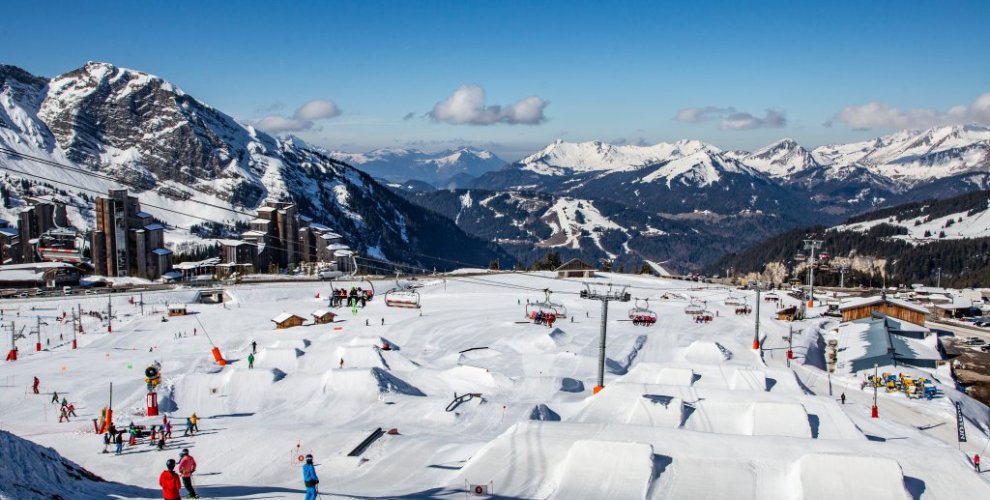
[160,459,181,500]
[975,453,981,473]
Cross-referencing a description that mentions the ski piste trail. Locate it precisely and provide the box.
[1,271,989,499]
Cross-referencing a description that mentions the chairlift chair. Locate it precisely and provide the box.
[724,295,745,306]
[385,288,421,309]
[627,298,657,326]
[37,228,85,263]
[524,289,567,318]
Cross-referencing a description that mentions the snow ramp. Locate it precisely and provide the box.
[791,453,909,500]
[334,345,389,370]
[684,341,727,364]
[551,440,654,499]
[570,384,684,428]
[322,367,425,399]
[684,401,810,437]
[622,364,695,386]
[255,347,304,371]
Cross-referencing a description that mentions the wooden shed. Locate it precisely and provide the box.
[839,295,929,327]
[555,258,596,279]
[271,312,306,329]
[776,306,798,321]
[167,304,188,317]
[312,309,337,325]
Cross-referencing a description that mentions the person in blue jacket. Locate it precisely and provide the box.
[302,454,319,499]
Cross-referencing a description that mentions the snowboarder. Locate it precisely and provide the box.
[32,377,39,394]
[51,391,59,404]
[247,352,255,369]
[160,458,182,500]
[190,413,199,433]
[183,417,193,436]
[178,448,199,498]
[302,454,319,500]
[840,393,846,405]
[975,453,981,473]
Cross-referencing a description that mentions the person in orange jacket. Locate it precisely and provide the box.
[160,459,182,500]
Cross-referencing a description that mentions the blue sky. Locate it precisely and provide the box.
[3,0,989,159]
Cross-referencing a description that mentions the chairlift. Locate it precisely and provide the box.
[627,299,657,326]
[384,274,420,309]
[37,228,85,263]
[724,294,745,306]
[684,300,705,315]
[327,277,376,308]
[525,289,567,318]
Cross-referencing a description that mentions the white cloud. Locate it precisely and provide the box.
[255,99,341,133]
[832,92,990,130]
[430,85,548,125]
[674,106,786,130]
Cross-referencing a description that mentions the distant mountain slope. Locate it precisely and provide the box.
[0,62,512,270]
[707,189,990,288]
[332,147,506,185]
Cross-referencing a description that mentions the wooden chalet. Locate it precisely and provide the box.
[839,295,929,327]
[312,309,337,325]
[271,312,306,329]
[555,258,596,279]
[776,306,798,321]
[167,304,188,317]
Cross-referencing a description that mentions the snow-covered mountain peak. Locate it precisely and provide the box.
[519,139,724,176]
[743,138,820,178]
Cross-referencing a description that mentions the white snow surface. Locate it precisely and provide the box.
[834,203,990,243]
[1,273,988,499]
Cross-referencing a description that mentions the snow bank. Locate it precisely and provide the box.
[255,347,304,370]
[551,440,654,499]
[322,367,425,398]
[0,430,147,500]
[792,453,909,500]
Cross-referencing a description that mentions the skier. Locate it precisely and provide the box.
[178,448,199,498]
[302,454,320,500]
[114,431,124,455]
[67,402,77,417]
[247,352,255,369]
[251,340,257,354]
[183,417,193,436]
[32,376,39,394]
[975,453,981,473]
[160,458,182,500]
[164,421,172,439]
[157,434,166,451]
[190,413,199,433]
[58,405,69,422]
[840,393,846,405]
[102,432,111,453]
[381,318,384,326]
[51,391,59,404]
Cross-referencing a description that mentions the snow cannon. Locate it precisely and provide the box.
[211,346,227,366]
[145,363,162,416]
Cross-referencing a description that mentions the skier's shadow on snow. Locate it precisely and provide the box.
[195,485,306,498]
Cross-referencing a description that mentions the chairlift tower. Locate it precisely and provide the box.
[803,239,823,307]
[580,283,630,393]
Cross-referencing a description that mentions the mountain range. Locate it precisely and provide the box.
[0,62,511,270]
[2,60,989,274]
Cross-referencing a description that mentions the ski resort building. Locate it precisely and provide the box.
[311,309,336,324]
[835,314,942,372]
[0,262,81,288]
[839,294,930,327]
[555,258,596,279]
[90,189,173,280]
[0,222,17,265]
[16,197,67,264]
[271,312,306,329]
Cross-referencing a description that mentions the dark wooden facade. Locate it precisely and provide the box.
[841,301,927,327]
[272,314,306,329]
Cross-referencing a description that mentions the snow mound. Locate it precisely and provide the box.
[683,341,726,364]
[441,365,513,394]
[269,339,309,350]
[685,401,811,437]
[623,364,696,386]
[0,430,144,500]
[571,384,684,428]
[334,345,389,370]
[729,367,768,391]
[322,367,425,398]
[551,440,654,499]
[793,453,909,500]
[255,347,304,370]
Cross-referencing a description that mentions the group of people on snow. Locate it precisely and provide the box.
[158,448,199,499]
[530,310,557,327]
